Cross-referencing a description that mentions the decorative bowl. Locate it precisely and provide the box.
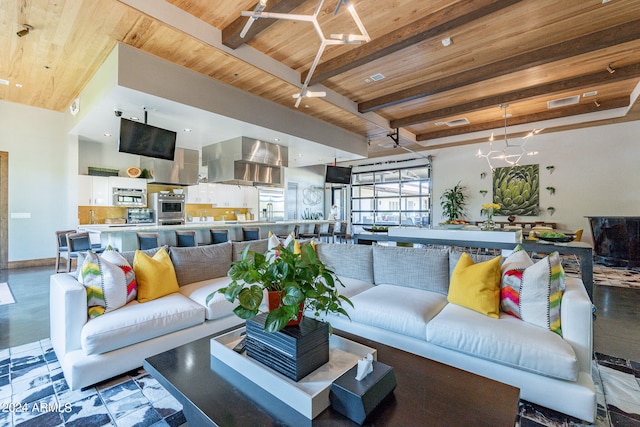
[172,189,184,194]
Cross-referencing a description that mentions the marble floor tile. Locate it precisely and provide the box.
[113,405,161,427]
[9,342,41,358]
[61,394,112,427]
[104,390,149,421]
[599,365,640,416]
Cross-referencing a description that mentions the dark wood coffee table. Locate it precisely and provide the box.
[144,328,520,426]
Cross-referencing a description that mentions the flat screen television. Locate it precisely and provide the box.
[118,118,177,161]
[325,165,352,184]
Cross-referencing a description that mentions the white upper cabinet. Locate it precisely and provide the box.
[78,175,110,206]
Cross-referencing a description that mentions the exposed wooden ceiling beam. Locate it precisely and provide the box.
[222,0,307,49]
[360,19,640,113]
[303,0,524,86]
[391,62,640,129]
[415,96,630,141]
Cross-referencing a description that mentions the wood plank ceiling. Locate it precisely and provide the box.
[2,0,640,160]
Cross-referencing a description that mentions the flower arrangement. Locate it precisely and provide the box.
[481,203,501,219]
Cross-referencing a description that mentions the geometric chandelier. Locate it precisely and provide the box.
[240,0,370,108]
[476,104,542,170]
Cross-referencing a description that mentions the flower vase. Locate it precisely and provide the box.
[267,291,304,326]
[481,218,496,230]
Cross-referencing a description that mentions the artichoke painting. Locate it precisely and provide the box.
[492,164,539,216]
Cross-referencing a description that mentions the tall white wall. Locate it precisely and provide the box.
[431,120,640,244]
[0,100,73,262]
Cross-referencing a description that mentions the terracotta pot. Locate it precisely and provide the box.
[267,291,304,326]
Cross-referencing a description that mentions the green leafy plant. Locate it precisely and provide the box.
[207,242,352,333]
[440,182,468,223]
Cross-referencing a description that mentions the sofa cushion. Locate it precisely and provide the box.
[169,242,232,286]
[80,293,205,355]
[179,276,238,320]
[316,243,374,283]
[373,246,450,293]
[134,248,179,303]
[447,253,502,318]
[344,285,447,341]
[335,276,375,299]
[232,239,270,262]
[427,303,578,381]
[79,250,133,318]
[501,247,565,335]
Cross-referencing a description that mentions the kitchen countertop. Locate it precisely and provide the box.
[79,219,332,233]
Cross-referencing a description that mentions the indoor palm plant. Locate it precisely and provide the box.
[440,181,468,223]
[207,241,352,332]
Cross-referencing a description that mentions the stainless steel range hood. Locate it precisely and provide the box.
[140,148,199,186]
[202,137,288,186]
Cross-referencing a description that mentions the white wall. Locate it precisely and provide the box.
[0,100,73,262]
[431,120,640,244]
[78,139,140,175]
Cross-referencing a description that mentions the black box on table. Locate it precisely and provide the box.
[245,313,329,381]
[330,361,397,425]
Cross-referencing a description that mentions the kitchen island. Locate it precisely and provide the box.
[80,220,333,252]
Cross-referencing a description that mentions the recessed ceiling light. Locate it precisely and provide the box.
[104,133,112,137]
[183,128,192,132]
[15,83,22,88]
[441,37,452,47]
[274,138,280,142]
[130,116,139,121]
[0,79,9,86]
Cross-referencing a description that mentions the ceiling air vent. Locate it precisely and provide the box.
[583,91,598,98]
[369,73,385,82]
[0,79,9,86]
[444,118,470,127]
[547,95,580,109]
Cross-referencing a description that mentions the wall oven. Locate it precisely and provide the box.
[113,188,147,207]
[149,192,185,225]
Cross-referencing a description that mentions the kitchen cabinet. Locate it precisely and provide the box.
[185,183,259,210]
[78,175,110,206]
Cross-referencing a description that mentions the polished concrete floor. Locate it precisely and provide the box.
[1,264,640,362]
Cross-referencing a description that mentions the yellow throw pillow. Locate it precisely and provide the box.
[133,247,179,302]
[448,253,502,318]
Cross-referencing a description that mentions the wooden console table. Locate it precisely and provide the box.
[354,232,594,302]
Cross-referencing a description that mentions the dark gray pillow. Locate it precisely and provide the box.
[373,245,450,294]
[316,243,374,283]
[169,241,233,286]
[232,239,270,262]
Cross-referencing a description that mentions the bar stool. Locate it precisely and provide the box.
[66,232,106,272]
[277,224,299,240]
[319,223,335,243]
[137,232,160,250]
[55,229,76,273]
[299,223,321,239]
[175,230,197,247]
[210,229,229,244]
[242,227,260,241]
[334,222,349,244]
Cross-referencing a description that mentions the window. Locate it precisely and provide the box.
[351,165,431,232]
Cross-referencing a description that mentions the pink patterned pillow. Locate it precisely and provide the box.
[500,246,565,335]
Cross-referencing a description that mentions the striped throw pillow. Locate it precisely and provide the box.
[79,250,136,318]
[500,246,565,335]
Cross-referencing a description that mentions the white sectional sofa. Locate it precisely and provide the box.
[315,243,595,423]
[49,239,269,391]
[50,239,595,422]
